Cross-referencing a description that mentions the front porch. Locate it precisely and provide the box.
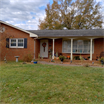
[35,38,104,61]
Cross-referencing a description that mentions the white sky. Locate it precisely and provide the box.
[0,0,104,30]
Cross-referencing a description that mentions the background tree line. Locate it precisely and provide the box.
[38,0,103,30]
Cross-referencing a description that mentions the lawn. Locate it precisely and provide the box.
[0,62,104,104]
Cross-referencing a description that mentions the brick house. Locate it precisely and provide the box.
[0,21,37,61]
[0,20,104,61]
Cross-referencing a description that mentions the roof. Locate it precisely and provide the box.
[0,20,38,38]
[1,20,103,38]
[27,29,104,38]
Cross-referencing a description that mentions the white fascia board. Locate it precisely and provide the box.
[30,33,38,37]
[0,20,38,38]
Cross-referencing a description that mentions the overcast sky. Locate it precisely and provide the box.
[0,0,104,30]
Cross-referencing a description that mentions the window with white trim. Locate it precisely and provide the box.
[10,38,24,48]
[63,40,71,53]
[62,40,94,54]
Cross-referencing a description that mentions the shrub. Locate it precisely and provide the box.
[88,56,90,59]
[80,55,84,60]
[74,56,80,60]
[23,54,33,62]
[99,57,104,62]
[59,55,65,62]
[99,57,104,65]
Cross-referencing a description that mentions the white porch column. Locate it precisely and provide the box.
[90,38,93,61]
[71,38,73,60]
[52,39,55,59]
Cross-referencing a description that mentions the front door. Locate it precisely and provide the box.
[40,40,48,58]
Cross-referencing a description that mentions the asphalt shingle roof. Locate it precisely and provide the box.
[27,29,104,38]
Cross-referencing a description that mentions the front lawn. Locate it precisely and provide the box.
[0,62,104,103]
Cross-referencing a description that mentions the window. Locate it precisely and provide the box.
[10,38,24,48]
[11,39,16,47]
[18,39,24,47]
[62,40,94,54]
[63,40,71,53]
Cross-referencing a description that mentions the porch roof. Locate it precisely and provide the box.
[27,29,104,38]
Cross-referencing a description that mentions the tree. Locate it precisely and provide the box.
[39,0,63,30]
[38,0,103,30]
[71,0,103,29]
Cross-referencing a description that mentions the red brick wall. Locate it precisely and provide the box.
[0,23,34,61]
[35,39,40,58]
[93,38,104,59]
[55,39,62,55]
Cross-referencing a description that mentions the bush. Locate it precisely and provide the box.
[99,57,104,61]
[59,55,65,62]
[80,55,84,60]
[23,54,33,62]
[74,56,80,60]
[87,56,90,59]
[99,57,104,65]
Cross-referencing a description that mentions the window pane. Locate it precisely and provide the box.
[73,49,77,52]
[78,45,83,48]
[73,40,77,52]
[63,41,67,52]
[73,45,77,48]
[67,40,71,48]
[63,40,71,53]
[83,49,88,53]
[83,40,90,53]
[73,40,77,44]
[11,39,16,47]
[77,40,83,45]
[84,40,88,44]
[11,43,16,46]
[11,39,16,43]
[18,39,23,43]
[84,44,88,48]
[18,43,23,46]
[18,39,23,47]
[77,40,83,48]
[67,40,71,52]
[79,49,83,53]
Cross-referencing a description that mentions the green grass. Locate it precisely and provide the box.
[0,62,104,104]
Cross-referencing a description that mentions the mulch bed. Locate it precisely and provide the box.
[37,59,104,67]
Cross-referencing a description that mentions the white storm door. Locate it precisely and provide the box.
[40,40,48,58]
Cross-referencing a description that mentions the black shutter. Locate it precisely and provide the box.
[24,38,27,48]
[6,38,9,48]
